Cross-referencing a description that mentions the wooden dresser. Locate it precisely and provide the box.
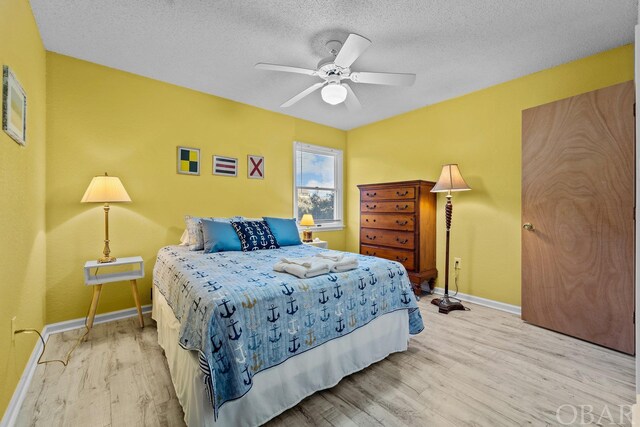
[358,180,437,296]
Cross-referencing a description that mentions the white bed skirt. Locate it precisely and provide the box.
[152,286,410,427]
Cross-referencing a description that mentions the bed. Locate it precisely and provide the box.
[152,243,424,426]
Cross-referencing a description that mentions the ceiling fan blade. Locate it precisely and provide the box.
[343,84,361,112]
[255,63,317,76]
[334,34,371,68]
[281,82,326,108]
[350,71,416,86]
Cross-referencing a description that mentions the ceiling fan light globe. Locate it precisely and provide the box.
[321,83,347,105]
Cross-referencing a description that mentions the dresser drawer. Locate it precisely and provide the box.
[360,201,415,213]
[360,245,415,271]
[360,228,415,250]
[361,214,415,231]
[361,187,415,201]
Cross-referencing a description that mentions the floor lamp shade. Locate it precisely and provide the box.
[430,164,470,314]
[81,173,131,263]
[431,164,471,193]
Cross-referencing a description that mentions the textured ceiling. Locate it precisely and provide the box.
[31,0,636,130]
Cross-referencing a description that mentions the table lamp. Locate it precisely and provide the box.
[81,173,132,263]
[299,214,315,242]
[430,164,471,314]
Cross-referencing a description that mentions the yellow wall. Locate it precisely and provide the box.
[346,45,634,306]
[45,53,347,323]
[0,0,47,417]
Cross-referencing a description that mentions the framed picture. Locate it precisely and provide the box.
[2,66,27,146]
[248,155,264,179]
[177,146,200,175]
[213,155,238,177]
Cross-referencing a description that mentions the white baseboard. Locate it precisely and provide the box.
[1,304,151,427]
[429,287,521,316]
[45,304,152,336]
[1,328,46,427]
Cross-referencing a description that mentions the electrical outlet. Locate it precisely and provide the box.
[454,257,462,269]
[11,316,16,343]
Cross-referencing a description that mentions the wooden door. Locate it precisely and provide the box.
[522,81,635,354]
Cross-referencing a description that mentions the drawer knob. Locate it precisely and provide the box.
[366,251,376,256]
[396,238,408,244]
[396,256,408,262]
[395,204,409,211]
[365,218,376,222]
[366,204,377,209]
[365,235,376,240]
[366,192,377,197]
[395,220,408,226]
[396,191,409,196]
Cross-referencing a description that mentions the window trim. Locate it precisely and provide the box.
[293,141,344,231]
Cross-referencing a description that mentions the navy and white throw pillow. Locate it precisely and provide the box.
[231,221,280,251]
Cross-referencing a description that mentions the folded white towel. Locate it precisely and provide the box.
[274,260,330,278]
[314,252,345,262]
[279,257,315,268]
[327,257,359,272]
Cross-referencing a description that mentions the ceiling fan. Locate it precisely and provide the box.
[255,34,416,111]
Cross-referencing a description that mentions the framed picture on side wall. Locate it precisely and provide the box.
[2,66,27,146]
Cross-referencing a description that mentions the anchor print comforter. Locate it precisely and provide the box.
[153,244,424,418]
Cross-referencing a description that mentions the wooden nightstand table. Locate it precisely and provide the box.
[83,256,145,330]
[304,239,328,249]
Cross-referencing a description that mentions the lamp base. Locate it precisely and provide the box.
[98,255,116,263]
[431,296,465,314]
[302,230,313,243]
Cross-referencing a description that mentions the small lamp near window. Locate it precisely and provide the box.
[81,172,132,263]
[299,214,315,242]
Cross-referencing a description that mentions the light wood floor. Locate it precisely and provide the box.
[16,296,635,426]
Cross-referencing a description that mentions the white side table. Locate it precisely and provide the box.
[304,239,328,249]
[83,256,145,330]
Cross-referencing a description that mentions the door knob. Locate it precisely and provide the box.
[522,223,535,231]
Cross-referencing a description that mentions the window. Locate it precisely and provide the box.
[293,142,343,230]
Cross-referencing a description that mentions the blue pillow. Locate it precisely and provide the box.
[201,219,242,253]
[263,217,302,246]
[231,221,280,251]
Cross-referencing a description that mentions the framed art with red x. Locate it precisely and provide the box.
[248,155,264,179]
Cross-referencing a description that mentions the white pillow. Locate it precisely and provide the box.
[184,216,206,251]
[179,229,189,246]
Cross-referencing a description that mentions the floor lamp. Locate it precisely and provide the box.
[430,164,471,314]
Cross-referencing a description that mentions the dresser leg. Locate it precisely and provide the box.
[411,282,422,300]
[87,284,103,331]
[428,277,436,293]
[130,280,144,328]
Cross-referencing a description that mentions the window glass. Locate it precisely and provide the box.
[293,142,343,227]
[296,151,335,188]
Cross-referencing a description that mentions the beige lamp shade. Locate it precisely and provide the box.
[81,173,132,203]
[431,164,471,193]
[299,214,315,226]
